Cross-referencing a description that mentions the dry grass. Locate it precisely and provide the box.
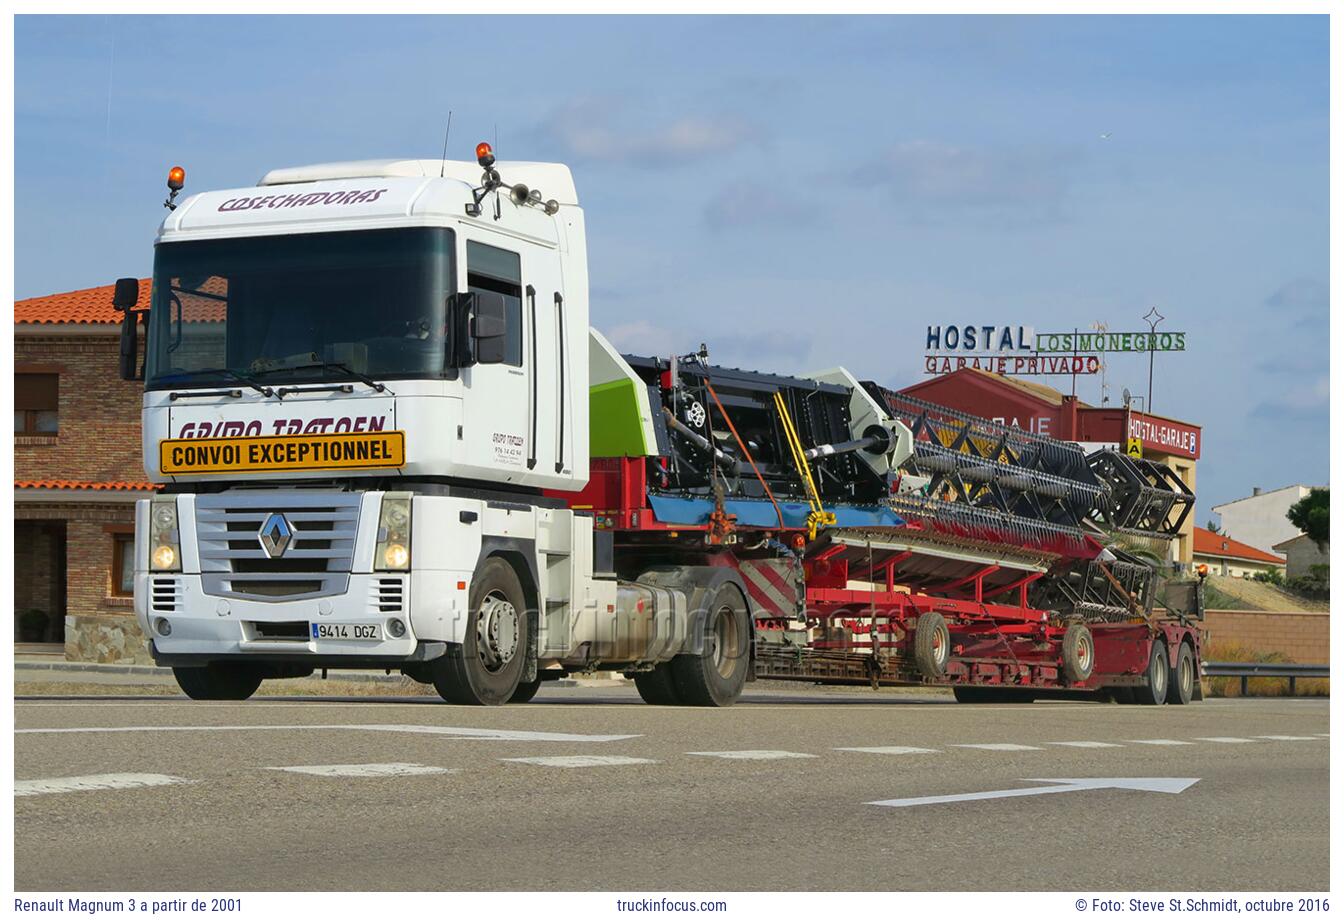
[1201,642,1330,698]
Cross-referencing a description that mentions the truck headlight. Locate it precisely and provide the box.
[149,496,182,572]
[375,493,412,571]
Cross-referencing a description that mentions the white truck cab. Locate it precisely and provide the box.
[125,149,720,705]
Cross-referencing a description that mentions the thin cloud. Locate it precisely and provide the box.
[538,99,764,168]
[852,140,1078,222]
[704,182,808,230]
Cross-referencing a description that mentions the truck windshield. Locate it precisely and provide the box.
[145,228,456,390]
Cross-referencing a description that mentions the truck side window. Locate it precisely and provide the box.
[465,241,523,367]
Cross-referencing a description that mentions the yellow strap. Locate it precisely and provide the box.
[772,392,835,538]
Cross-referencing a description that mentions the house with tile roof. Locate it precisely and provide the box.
[1192,527,1287,579]
[15,280,157,661]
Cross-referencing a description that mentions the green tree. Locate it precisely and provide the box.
[1205,519,1222,535]
[1287,487,1329,550]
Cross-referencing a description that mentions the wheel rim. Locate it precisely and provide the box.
[1076,634,1093,674]
[476,590,519,672]
[1152,648,1168,697]
[711,605,742,680]
[1180,653,1194,697]
[932,626,948,667]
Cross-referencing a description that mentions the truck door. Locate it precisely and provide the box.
[460,238,530,480]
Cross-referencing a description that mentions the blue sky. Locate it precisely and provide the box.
[14,14,1330,521]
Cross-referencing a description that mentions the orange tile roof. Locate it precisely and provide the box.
[1193,527,1287,565]
[15,280,152,325]
[16,278,227,325]
[963,367,1094,408]
[15,480,158,492]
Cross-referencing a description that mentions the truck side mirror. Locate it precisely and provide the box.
[112,277,140,312]
[470,291,508,365]
[114,278,142,381]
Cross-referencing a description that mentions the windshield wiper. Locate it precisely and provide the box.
[255,361,388,394]
[161,368,273,398]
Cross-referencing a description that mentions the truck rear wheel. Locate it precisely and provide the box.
[670,583,750,707]
[432,558,529,706]
[1061,624,1095,683]
[173,663,262,701]
[913,612,950,679]
[1167,641,1195,705]
[633,663,683,705]
[1133,639,1169,705]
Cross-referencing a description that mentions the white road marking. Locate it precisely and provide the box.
[15,773,191,797]
[1045,741,1124,748]
[15,723,639,743]
[501,755,657,768]
[687,750,817,760]
[1195,737,1259,744]
[267,762,454,778]
[1254,735,1319,741]
[1314,733,1330,737]
[835,746,939,755]
[952,743,1043,752]
[868,777,1200,809]
[1128,739,1194,746]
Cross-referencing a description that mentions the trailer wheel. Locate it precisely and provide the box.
[670,583,750,706]
[432,557,529,705]
[633,663,683,705]
[1061,624,1095,683]
[913,612,950,679]
[509,678,542,704]
[172,663,262,701]
[1167,641,1195,705]
[1133,639,1169,705]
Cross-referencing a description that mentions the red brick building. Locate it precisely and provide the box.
[15,280,156,661]
[900,368,1201,566]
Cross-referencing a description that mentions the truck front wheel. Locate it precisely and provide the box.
[172,663,262,701]
[669,583,750,707]
[432,558,529,706]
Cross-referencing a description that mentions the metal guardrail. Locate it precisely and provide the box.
[1202,660,1329,695]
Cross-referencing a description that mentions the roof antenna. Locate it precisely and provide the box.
[439,111,453,178]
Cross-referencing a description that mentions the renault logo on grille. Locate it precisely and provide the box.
[258,513,295,559]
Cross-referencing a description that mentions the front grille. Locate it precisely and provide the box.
[196,491,360,602]
[151,577,181,613]
[371,577,405,613]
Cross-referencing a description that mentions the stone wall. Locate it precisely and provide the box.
[64,613,153,664]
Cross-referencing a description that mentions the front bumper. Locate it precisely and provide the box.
[138,571,424,662]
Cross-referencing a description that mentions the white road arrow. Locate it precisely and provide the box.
[868,777,1200,809]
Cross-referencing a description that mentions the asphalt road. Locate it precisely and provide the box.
[14,685,1330,891]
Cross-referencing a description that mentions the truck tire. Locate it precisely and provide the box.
[670,582,750,707]
[173,663,262,701]
[509,678,542,704]
[432,557,529,706]
[1061,623,1095,684]
[1167,641,1196,705]
[633,663,683,705]
[913,612,950,679]
[1133,639,1169,706]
